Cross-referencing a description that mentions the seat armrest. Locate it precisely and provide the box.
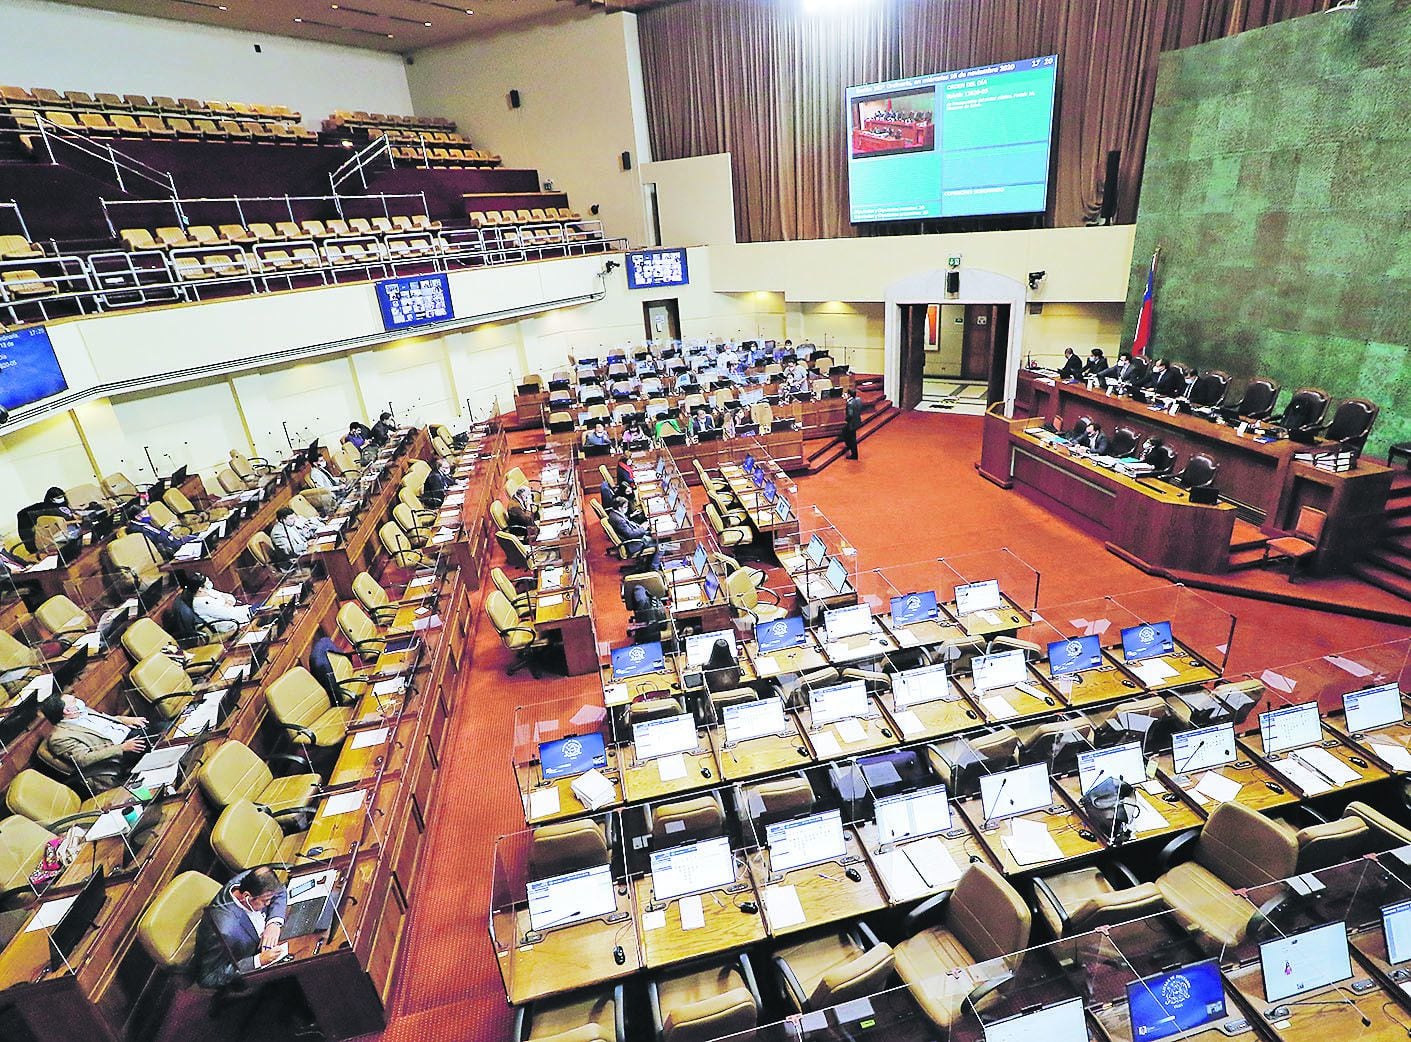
[262,805,316,831]
[1347,800,1411,845]
[738,951,763,1008]
[965,971,1013,1016]
[49,809,104,831]
[772,951,809,1012]
[267,752,314,774]
[903,890,952,933]
[648,977,664,1039]
[1107,860,1143,889]
[279,721,319,744]
[1156,827,1200,872]
[1032,875,1069,931]
[855,921,882,948]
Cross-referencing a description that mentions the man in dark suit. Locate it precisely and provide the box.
[606,504,661,567]
[195,866,289,988]
[1057,348,1083,381]
[1078,421,1111,455]
[841,388,863,460]
[1098,352,1135,388]
[1153,360,1187,398]
[1081,348,1108,378]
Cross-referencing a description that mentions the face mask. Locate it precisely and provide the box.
[53,497,67,506]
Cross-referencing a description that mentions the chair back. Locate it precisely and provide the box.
[1189,371,1230,408]
[228,454,257,484]
[485,590,525,642]
[405,459,431,485]
[489,500,510,531]
[163,488,197,516]
[145,500,182,530]
[197,740,273,810]
[352,572,390,618]
[137,871,222,969]
[247,531,276,566]
[65,483,109,511]
[122,617,180,662]
[286,494,318,519]
[1325,398,1378,445]
[490,568,522,606]
[1238,378,1280,419]
[1178,454,1218,489]
[724,569,758,612]
[1107,427,1139,457]
[266,667,333,731]
[1293,506,1328,544]
[0,815,57,894]
[662,987,758,1042]
[649,794,724,844]
[496,530,531,568]
[747,774,814,824]
[1282,388,1330,430]
[337,602,380,647]
[5,769,80,824]
[102,472,139,500]
[627,697,683,724]
[106,532,163,592]
[0,629,41,677]
[948,863,1033,963]
[210,799,283,871]
[35,594,94,640]
[216,467,246,494]
[392,503,427,543]
[130,652,195,717]
[1195,801,1297,888]
[1064,883,1166,937]
[1296,814,1373,870]
[529,819,609,877]
[810,941,896,1008]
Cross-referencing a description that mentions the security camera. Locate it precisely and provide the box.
[603,260,621,273]
[1028,271,1046,290]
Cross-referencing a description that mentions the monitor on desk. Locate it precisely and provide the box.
[875,784,951,844]
[809,679,870,726]
[632,713,698,761]
[979,761,1052,823]
[805,535,828,566]
[1048,634,1103,676]
[891,591,939,626]
[756,616,807,653]
[984,996,1086,1042]
[1344,682,1404,734]
[749,465,765,487]
[45,866,106,972]
[763,480,777,504]
[824,557,850,594]
[971,649,1027,693]
[1383,899,1411,965]
[954,579,1002,615]
[684,629,737,668]
[611,641,667,679]
[1126,959,1227,1040]
[1259,921,1353,1003]
[539,732,608,781]
[894,663,950,708]
[777,497,793,522]
[1171,722,1237,774]
[1121,621,1175,662]
[742,453,755,471]
[526,863,618,934]
[766,808,847,873]
[701,571,720,603]
[823,603,872,642]
[722,696,788,744]
[1259,700,1322,755]
[650,836,736,903]
[1077,740,1145,796]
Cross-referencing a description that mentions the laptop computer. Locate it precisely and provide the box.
[281,869,344,941]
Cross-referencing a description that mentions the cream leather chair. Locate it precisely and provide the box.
[34,595,94,646]
[265,667,353,749]
[380,521,430,570]
[210,798,308,872]
[724,569,785,623]
[772,924,896,1014]
[486,589,550,677]
[101,471,143,504]
[529,818,609,878]
[5,769,126,828]
[197,739,319,826]
[129,652,198,718]
[144,499,194,536]
[705,504,750,550]
[164,485,231,524]
[645,794,724,846]
[121,617,222,676]
[0,631,45,698]
[137,871,222,973]
[514,985,624,1042]
[105,532,165,596]
[0,816,57,903]
[648,955,762,1042]
[894,864,1032,1030]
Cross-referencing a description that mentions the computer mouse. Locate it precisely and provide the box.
[968,854,981,863]
[796,746,809,756]
[880,728,893,739]
[1351,756,1368,769]
[1043,696,1055,706]
[965,709,977,720]
[701,767,712,778]
[612,945,626,966]
[1077,829,1096,842]
[739,900,759,915]
[305,846,326,858]
[844,867,862,882]
[1160,792,1178,804]
[1265,781,1285,794]
[1121,680,1136,688]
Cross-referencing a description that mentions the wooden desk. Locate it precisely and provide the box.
[602,666,682,708]
[1033,660,1146,708]
[1057,774,1202,844]
[856,822,987,905]
[632,866,766,969]
[495,895,641,1005]
[878,613,977,657]
[1221,956,1406,1042]
[1246,732,1389,799]
[707,721,814,780]
[947,596,1030,640]
[745,828,887,938]
[1089,982,1258,1042]
[619,736,721,802]
[518,752,625,825]
[879,692,981,743]
[819,628,899,666]
[956,674,1058,723]
[796,705,899,760]
[1154,747,1301,815]
[535,584,597,677]
[957,796,1104,876]
[750,641,830,680]
[1107,643,1221,691]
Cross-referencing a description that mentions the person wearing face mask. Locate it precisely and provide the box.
[195,866,290,987]
[17,487,79,554]
[40,692,150,790]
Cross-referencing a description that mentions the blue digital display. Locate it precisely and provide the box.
[756,616,806,653]
[1127,960,1226,1040]
[611,640,666,679]
[374,273,453,331]
[626,249,689,290]
[891,591,939,626]
[539,732,607,781]
[1048,634,1104,676]
[1121,621,1174,663]
[0,325,67,410]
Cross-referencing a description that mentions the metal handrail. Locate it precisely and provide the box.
[99,191,433,236]
[330,134,393,193]
[33,116,179,202]
[0,200,33,241]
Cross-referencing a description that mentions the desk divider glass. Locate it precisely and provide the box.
[513,695,621,825]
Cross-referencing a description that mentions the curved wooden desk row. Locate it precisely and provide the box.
[0,433,490,1042]
[1011,372,1392,573]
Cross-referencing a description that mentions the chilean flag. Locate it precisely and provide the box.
[1130,248,1158,358]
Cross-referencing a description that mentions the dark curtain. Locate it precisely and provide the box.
[639,0,1325,242]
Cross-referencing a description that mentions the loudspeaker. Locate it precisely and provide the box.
[1100,149,1121,221]
[945,271,960,294]
[508,89,521,109]
[620,151,632,171]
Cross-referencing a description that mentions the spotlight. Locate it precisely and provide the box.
[1028,271,1046,290]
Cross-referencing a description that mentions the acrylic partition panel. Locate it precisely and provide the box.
[937,548,1042,616]
[512,695,620,827]
[1110,584,1236,676]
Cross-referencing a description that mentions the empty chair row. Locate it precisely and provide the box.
[14,109,317,144]
[469,207,583,228]
[119,215,444,252]
[371,127,472,145]
[325,109,453,131]
[0,86,299,122]
[0,235,44,261]
[391,144,502,168]
[165,237,444,282]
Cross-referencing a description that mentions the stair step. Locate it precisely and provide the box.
[1367,548,1411,580]
[1349,562,1411,601]
[1229,519,1267,552]
[1227,548,1268,570]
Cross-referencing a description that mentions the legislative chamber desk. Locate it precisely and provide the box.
[980,407,1239,574]
[572,427,807,491]
[1010,371,1393,572]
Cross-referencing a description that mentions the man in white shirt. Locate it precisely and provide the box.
[40,693,149,790]
[270,506,321,561]
[187,576,253,636]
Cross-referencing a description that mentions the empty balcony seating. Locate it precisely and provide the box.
[1,85,301,124]
[391,143,502,168]
[323,109,454,134]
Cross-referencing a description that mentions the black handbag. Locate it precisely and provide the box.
[1080,775,1133,844]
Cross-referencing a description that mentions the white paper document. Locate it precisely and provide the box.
[26,895,80,932]
[981,696,1017,719]
[321,790,367,817]
[763,884,806,929]
[1371,740,1411,771]
[528,787,561,819]
[1132,659,1179,685]
[1128,796,1168,835]
[1190,770,1243,805]
[1276,758,1332,796]
[1002,817,1062,866]
[906,837,963,889]
[656,754,687,782]
[679,894,706,931]
[85,808,133,842]
[835,718,867,745]
[893,710,925,738]
[642,909,667,932]
[810,731,843,758]
[1290,746,1361,785]
[350,727,389,749]
[873,848,929,900]
[373,677,405,698]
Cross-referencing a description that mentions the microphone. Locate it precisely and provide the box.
[1174,737,1206,774]
[1268,992,1369,1027]
[982,774,1011,831]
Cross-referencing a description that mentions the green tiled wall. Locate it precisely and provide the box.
[1123,0,1411,457]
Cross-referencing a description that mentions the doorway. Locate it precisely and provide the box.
[643,299,680,343]
[898,302,1011,413]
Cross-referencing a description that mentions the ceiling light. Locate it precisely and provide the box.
[465,8,474,13]
[330,3,338,7]
[387,32,394,37]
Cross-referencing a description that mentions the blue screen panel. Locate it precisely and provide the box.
[539,732,608,781]
[1048,634,1104,676]
[1127,960,1226,1040]
[891,591,939,626]
[0,326,67,410]
[375,273,453,331]
[626,249,689,290]
[1122,621,1174,662]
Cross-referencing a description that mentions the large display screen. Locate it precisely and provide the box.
[626,249,689,290]
[375,273,453,331]
[0,325,68,411]
[845,55,1058,223]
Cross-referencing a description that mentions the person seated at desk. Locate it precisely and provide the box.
[584,422,611,449]
[40,692,149,791]
[1076,421,1110,454]
[195,866,289,987]
[271,506,321,562]
[301,450,345,516]
[691,409,717,437]
[786,359,811,393]
[506,495,541,542]
[622,422,649,451]
[1098,351,1136,389]
[17,486,81,554]
[601,476,644,523]
[671,369,696,393]
[606,504,661,568]
[419,457,451,509]
[1142,358,1188,398]
[370,411,395,444]
[776,339,794,363]
[717,345,740,372]
[344,422,373,460]
[1081,347,1108,378]
[182,573,253,637]
[1140,436,1177,476]
[1058,347,1084,381]
[654,412,685,439]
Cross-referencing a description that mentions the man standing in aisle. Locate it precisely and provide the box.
[842,387,863,460]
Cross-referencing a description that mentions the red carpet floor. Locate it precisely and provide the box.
[357,410,1411,1042]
